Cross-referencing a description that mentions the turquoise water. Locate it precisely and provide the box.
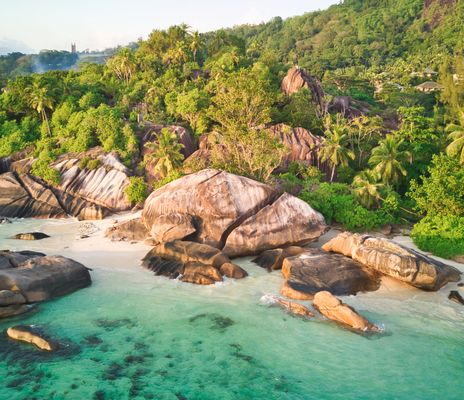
[0,218,463,400]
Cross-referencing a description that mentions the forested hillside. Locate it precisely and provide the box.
[0,0,463,258]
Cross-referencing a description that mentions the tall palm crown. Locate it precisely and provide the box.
[28,83,54,135]
[145,129,184,179]
[189,31,202,62]
[445,112,464,164]
[368,134,411,185]
[352,170,384,209]
[319,115,355,182]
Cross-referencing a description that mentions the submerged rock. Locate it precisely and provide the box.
[7,325,56,351]
[0,304,33,318]
[264,295,314,319]
[11,232,50,241]
[322,232,461,291]
[448,290,464,306]
[281,249,381,299]
[142,170,326,256]
[313,291,379,333]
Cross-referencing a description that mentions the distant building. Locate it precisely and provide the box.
[415,81,444,92]
[423,67,438,78]
[71,43,76,54]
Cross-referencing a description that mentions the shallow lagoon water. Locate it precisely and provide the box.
[0,218,463,400]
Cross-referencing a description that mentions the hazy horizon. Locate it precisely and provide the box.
[0,0,338,55]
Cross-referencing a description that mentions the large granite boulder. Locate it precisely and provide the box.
[329,96,370,119]
[269,124,324,170]
[280,249,381,299]
[0,148,133,220]
[313,291,379,333]
[0,172,67,219]
[223,193,327,257]
[322,232,461,291]
[281,66,325,113]
[0,252,91,306]
[142,169,270,247]
[142,170,327,257]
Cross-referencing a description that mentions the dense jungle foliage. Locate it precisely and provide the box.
[1,0,463,257]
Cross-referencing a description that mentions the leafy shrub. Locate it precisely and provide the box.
[153,171,183,190]
[79,156,91,169]
[125,176,148,205]
[408,154,464,217]
[299,182,395,231]
[411,215,464,259]
[87,159,101,170]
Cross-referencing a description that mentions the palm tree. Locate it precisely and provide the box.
[352,170,384,209]
[189,31,202,62]
[107,48,135,85]
[368,134,411,187]
[319,115,355,182]
[445,113,464,164]
[29,83,54,136]
[144,129,184,179]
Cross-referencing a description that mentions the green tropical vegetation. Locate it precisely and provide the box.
[1,0,463,258]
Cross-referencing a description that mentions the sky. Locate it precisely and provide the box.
[0,0,338,54]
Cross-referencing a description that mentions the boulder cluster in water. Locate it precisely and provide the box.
[0,250,91,319]
[105,169,462,333]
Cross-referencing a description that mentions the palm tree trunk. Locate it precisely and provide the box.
[42,110,51,137]
[330,164,336,182]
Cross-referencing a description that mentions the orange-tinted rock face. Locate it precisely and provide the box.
[269,124,324,170]
[281,66,325,113]
[274,297,314,319]
[280,281,313,301]
[323,232,461,291]
[313,291,379,333]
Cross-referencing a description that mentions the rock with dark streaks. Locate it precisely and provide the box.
[449,290,464,305]
[281,249,381,299]
[12,232,50,241]
[223,193,327,257]
[323,232,461,291]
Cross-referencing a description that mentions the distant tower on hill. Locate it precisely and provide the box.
[71,43,77,54]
